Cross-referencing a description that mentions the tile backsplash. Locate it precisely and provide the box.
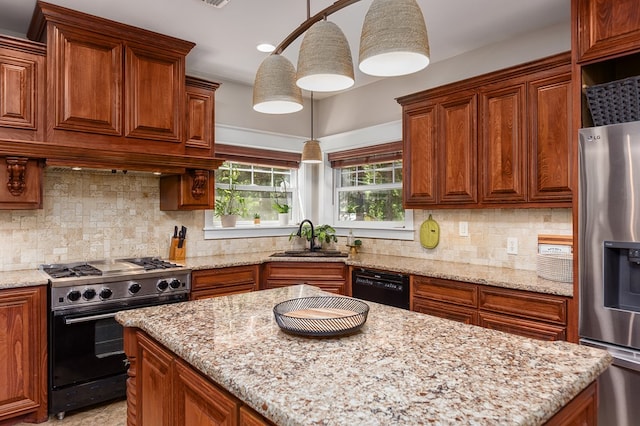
[1,169,571,272]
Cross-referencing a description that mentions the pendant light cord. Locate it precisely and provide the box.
[310,91,314,140]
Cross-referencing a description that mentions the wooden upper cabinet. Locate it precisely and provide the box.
[403,102,437,206]
[0,35,45,141]
[438,91,477,204]
[528,71,573,202]
[479,82,527,203]
[50,24,122,135]
[398,52,571,209]
[185,76,219,157]
[29,1,194,155]
[401,91,476,207]
[576,0,640,63]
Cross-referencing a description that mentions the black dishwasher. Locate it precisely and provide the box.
[351,268,410,310]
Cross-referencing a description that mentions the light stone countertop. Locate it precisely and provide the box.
[183,251,573,297]
[0,269,49,290]
[0,252,572,297]
[116,284,610,426]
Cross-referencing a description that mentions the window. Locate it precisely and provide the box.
[215,161,296,224]
[336,161,404,223]
[329,141,412,234]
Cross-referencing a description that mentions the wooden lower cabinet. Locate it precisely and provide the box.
[190,265,259,301]
[261,262,346,295]
[124,328,272,426]
[412,275,569,341]
[0,286,47,424]
[413,298,478,325]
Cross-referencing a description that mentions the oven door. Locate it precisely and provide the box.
[50,304,130,390]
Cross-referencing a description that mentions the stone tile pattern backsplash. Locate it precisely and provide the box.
[1,170,571,271]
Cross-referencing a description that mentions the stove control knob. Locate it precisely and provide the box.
[169,279,181,289]
[83,289,96,300]
[157,280,169,291]
[100,288,113,300]
[67,290,81,302]
[129,283,142,294]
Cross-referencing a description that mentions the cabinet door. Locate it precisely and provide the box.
[438,91,477,204]
[0,50,36,130]
[137,333,174,426]
[478,312,566,341]
[528,72,572,202]
[50,24,122,135]
[240,406,273,426]
[413,298,478,325]
[403,103,437,206]
[125,44,183,142]
[185,77,218,157]
[0,286,47,423]
[576,0,640,62]
[174,359,239,426]
[479,82,527,203]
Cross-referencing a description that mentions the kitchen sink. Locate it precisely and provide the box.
[270,250,348,258]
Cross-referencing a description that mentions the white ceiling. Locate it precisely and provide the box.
[0,0,570,96]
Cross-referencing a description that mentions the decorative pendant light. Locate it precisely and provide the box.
[252,54,303,114]
[301,92,323,164]
[359,0,430,77]
[296,19,355,92]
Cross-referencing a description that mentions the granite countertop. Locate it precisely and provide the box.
[183,252,573,297]
[0,269,49,290]
[116,285,610,426]
[0,252,572,297]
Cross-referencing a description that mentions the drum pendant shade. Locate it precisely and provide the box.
[301,139,323,163]
[253,54,303,114]
[359,0,430,77]
[296,20,355,92]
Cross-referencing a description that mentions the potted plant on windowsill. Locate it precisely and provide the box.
[214,165,245,228]
[315,224,338,251]
[272,179,290,226]
[253,213,261,225]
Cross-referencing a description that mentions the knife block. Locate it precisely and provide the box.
[169,237,186,261]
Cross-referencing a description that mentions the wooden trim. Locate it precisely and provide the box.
[538,234,573,246]
[215,144,301,169]
[397,52,571,106]
[328,141,403,168]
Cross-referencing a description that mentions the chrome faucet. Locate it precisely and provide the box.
[297,219,317,251]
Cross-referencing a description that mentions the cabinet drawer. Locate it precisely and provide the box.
[413,298,478,325]
[479,287,567,325]
[263,262,346,281]
[413,276,477,308]
[191,265,258,291]
[478,312,566,341]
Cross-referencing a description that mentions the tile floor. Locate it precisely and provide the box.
[14,400,126,426]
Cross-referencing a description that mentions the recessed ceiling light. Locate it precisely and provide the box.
[257,43,276,53]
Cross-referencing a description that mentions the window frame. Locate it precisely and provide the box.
[327,142,414,239]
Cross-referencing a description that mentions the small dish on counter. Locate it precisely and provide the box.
[273,296,369,337]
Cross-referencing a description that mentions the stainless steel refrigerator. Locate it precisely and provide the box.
[579,121,640,426]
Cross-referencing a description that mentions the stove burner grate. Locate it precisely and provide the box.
[123,257,181,271]
[43,263,102,278]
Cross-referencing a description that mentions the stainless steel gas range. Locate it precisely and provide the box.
[40,257,191,419]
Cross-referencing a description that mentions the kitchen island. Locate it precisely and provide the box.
[116,285,610,425]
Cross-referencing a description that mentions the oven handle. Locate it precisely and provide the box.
[64,312,118,325]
